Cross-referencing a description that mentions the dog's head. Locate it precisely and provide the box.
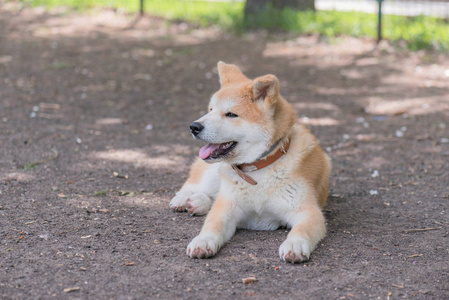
[190,61,296,165]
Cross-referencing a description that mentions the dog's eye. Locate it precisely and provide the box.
[225,112,238,118]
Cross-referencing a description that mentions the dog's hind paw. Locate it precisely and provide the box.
[186,193,212,216]
[279,237,311,263]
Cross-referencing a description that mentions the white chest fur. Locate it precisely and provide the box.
[219,161,308,230]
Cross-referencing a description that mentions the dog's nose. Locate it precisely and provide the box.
[190,122,204,136]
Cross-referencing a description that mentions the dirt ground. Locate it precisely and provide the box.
[0,4,448,300]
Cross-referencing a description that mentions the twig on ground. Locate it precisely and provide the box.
[403,227,442,234]
[55,228,82,236]
[20,149,59,169]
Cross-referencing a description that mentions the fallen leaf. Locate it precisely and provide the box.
[242,276,257,284]
[391,110,407,116]
[118,190,135,197]
[113,172,129,179]
[58,193,67,198]
[39,102,61,110]
[403,227,441,234]
[407,254,423,258]
[63,287,80,293]
[39,234,49,240]
[93,189,108,197]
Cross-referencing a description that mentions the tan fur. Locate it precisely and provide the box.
[270,97,297,144]
[217,62,250,86]
[212,76,296,146]
[201,196,230,235]
[215,83,265,125]
[288,201,326,251]
[170,62,331,263]
[184,158,209,185]
[295,126,331,208]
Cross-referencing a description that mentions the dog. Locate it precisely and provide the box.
[170,62,331,263]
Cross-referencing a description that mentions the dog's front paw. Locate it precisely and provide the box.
[186,233,220,259]
[279,236,311,263]
[169,191,191,212]
[186,193,212,216]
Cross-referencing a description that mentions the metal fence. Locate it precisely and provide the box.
[316,0,449,41]
[138,0,449,18]
[137,0,449,42]
[317,0,449,18]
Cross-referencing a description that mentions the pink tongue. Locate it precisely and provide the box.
[199,143,220,159]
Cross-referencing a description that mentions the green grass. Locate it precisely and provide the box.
[22,0,140,12]
[244,8,378,37]
[20,162,39,170]
[383,14,449,51]
[20,0,449,51]
[93,189,109,197]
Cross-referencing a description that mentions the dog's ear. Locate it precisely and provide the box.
[252,74,279,106]
[217,61,249,86]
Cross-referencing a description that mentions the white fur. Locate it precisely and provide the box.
[169,163,220,215]
[171,64,330,263]
[176,125,328,263]
[279,236,310,262]
[194,96,273,165]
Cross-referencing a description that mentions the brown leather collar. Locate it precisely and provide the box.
[232,138,290,185]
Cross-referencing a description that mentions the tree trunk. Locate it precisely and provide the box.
[272,0,315,11]
[244,0,315,16]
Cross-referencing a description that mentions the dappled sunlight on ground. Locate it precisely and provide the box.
[365,95,449,116]
[1,5,448,299]
[0,171,35,183]
[92,148,187,169]
[22,8,218,46]
[262,34,449,121]
[310,86,360,96]
[117,194,164,208]
[264,36,374,61]
[295,102,341,112]
[65,194,163,209]
[95,118,124,125]
[298,116,340,126]
[362,156,389,169]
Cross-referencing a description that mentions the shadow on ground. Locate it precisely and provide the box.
[0,5,448,299]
